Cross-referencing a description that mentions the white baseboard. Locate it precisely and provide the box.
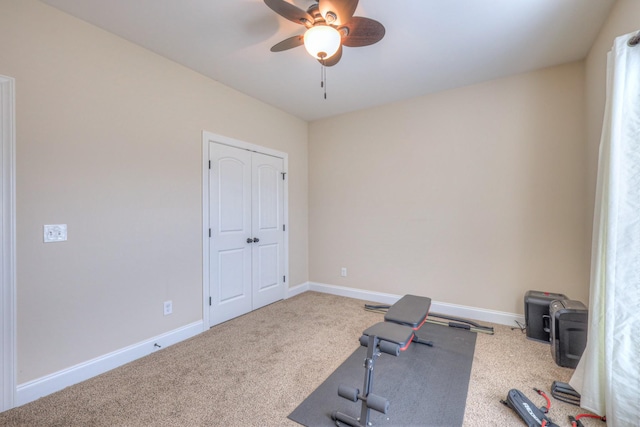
[14,284,523,408]
[286,282,309,299]
[308,282,401,305]
[16,320,203,407]
[307,282,524,327]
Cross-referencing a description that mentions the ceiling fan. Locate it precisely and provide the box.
[264,0,385,67]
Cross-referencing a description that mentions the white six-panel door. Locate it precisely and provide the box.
[209,142,284,326]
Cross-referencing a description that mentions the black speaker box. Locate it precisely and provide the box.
[524,290,568,343]
[550,299,588,368]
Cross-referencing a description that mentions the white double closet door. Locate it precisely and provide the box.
[209,142,285,326]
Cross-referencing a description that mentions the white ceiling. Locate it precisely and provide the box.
[39,0,616,121]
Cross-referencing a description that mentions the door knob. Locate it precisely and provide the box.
[253,237,260,243]
[246,238,253,244]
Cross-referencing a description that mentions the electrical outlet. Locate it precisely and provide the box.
[44,224,67,242]
[341,267,347,277]
[163,300,172,316]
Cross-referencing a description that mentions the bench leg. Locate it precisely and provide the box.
[333,335,390,427]
[358,334,378,426]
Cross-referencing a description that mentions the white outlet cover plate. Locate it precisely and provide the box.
[44,224,67,242]
[164,300,172,315]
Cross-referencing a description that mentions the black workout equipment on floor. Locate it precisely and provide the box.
[549,300,588,368]
[524,290,568,343]
[569,413,607,427]
[288,320,476,426]
[524,290,589,368]
[332,295,432,427]
[364,304,494,335]
[502,384,606,427]
[501,388,560,427]
[551,381,580,406]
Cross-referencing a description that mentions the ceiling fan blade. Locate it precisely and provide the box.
[341,16,385,47]
[318,0,358,26]
[270,35,305,52]
[264,0,314,26]
[318,44,342,66]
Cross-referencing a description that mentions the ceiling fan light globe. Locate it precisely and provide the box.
[303,25,341,60]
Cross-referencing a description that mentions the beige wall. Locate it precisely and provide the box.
[584,0,640,235]
[1,0,628,389]
[309,62,588,314]
[0,0,308,383]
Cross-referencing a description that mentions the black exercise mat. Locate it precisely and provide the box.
[288,322,477,427]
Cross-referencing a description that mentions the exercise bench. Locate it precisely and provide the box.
[332,295,432,427]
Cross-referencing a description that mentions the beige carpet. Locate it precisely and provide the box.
[0,292,602,426]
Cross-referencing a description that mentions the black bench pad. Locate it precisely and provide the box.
[362,322,414,348]
[384,294,432,328]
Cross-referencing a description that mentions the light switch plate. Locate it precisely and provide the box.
[44,224,67,242]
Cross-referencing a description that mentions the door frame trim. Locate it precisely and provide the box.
[201,131,289,329]
[1,75,17,411]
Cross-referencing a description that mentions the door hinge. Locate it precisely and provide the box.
[209,160,211,169]
[281,172,286,180]
[283,275,286,283]
[209,296,212,306]
[283,224,286,232]
[209,228,211,238]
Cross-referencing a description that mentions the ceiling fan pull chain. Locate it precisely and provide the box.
[319,62,327,100]
[323,64,327,99]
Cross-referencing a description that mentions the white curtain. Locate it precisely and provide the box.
[570,31,640,427]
